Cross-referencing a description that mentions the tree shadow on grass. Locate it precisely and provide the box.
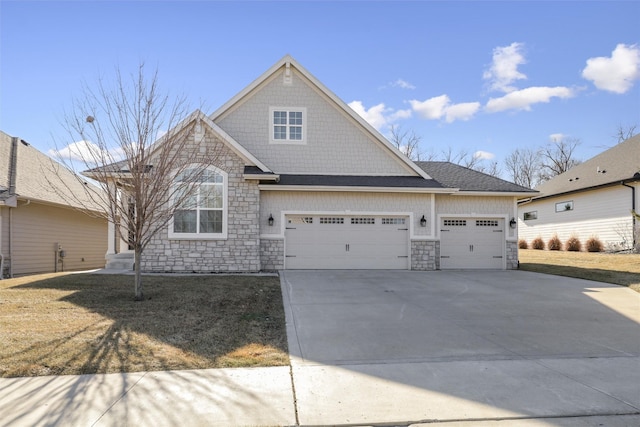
[2,274,289,377]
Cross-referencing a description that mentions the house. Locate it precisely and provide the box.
[0,131,107,277]
[517,134,640,251]
[94,55,535,272]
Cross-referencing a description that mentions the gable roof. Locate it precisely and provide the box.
[533,134,640,199]
[0,130,104,211]
[84,110,272,178]
[210,54,432,180]
[416,161,538,195]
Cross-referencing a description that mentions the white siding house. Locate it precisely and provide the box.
[91,55,535,272]
[518,135,640,251]
[0,131,107,277]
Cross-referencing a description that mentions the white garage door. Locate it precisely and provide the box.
[440,218,504,269]
[285,215,409,269]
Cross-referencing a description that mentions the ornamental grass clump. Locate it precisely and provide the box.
[518,239,528,249]
[566,235,582,252]
[531,237,545,250]
[548,235,563,251]
[586,236,604,252]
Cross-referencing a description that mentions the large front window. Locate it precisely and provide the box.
[270,107,306,143]
[169,167,227,239]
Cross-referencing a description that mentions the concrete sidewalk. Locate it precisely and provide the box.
[0,367,296,427]
[2,270,639,426]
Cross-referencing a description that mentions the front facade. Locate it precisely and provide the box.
[518,134,640,251]
[0,131,107,277]
[101,56,535,272]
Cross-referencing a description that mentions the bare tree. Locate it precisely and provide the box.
[48,65,221,300]
[504,148,542,188]
[615,124,637,143]
[539,137,582,182]
[389,125,423,160]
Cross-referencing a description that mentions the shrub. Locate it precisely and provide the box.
[548,235,562,251]
[565,235,582,252]
[531,237,545,250]
[518,239,528,249]
[586,236,604,252]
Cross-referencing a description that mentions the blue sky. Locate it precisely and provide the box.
[1,1,639,177]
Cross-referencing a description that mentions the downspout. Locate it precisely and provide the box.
[7,137,19,278]
[621,180,636,249]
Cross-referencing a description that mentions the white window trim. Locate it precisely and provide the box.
[269,107,307,144]
[168,167,228,240]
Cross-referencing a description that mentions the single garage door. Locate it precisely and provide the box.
[440,217,504,269]
[285,215,409,269]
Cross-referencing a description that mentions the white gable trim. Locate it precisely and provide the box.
[209,55,432,180]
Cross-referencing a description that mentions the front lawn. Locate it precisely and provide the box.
[0,273,288,378]
[518,249,640,292]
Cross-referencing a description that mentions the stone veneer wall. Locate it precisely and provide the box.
[141,131,261,273]
[507,240,518,270]
[260,238,284,271]
[411,240,439,271]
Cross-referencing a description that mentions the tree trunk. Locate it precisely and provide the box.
[134,248,143,301]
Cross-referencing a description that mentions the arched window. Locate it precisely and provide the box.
[169,167,227,239]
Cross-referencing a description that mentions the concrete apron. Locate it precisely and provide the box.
[280,270,640,426]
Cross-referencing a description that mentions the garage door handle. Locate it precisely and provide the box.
[285,227,296,230]
[397,255,408,258]
[286,255,297,258]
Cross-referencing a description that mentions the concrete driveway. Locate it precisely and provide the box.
[280,270,640,426]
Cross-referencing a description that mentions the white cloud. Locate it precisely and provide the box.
[388,108,413,121]
[485,86,574,113]
[483,42,527,93]
[410,95,480,123]
[582,44,640,94]
[391,78,416,90]
[549,133,566,142]
[444,102,481,123]
[348,101,411,131]
[410,95,450,120]
[474,150,495,160]
[348,101,389,130]
[49,140,103,162]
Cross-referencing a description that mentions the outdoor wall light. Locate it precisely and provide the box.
[509,217,517,229]
[268,214,274,226]
[420,215,427,227]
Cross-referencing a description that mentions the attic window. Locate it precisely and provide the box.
[270,107,306,144]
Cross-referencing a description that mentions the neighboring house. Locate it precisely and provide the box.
[93,55,535,272]
[518,134,640,251]
[0,131,107,277]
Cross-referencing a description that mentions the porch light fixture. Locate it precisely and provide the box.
[420,215,427,227]
[509,217,517,229]
[268,214,274,226]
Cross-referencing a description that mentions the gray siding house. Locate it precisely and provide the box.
[96,55,535,272]
[0,131,107,277]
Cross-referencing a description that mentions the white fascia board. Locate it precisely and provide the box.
[209,55,431,180]
[452,191,540,197]
[243,174,280,181]
[258,184,457,194]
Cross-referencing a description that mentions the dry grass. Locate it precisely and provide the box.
[519,249,640,292]
[0,273,288,378]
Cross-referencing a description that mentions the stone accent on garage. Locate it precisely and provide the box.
[411,240,439,271]
[507,240,518,270]
[260,238,284,271]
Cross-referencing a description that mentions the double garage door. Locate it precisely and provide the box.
[285,215,409,269]
[440,217,505,269]
[283,214,505,270]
